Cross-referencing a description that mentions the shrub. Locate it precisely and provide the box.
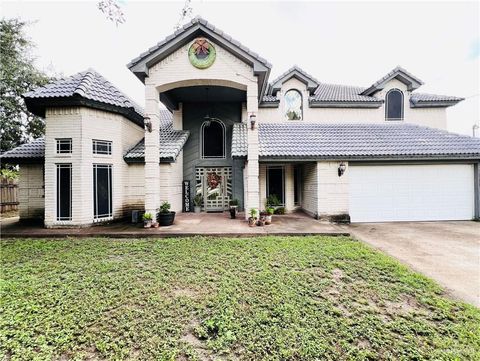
[229,198,239,206]
[249,208,258,219]
[266,207,275,215]
[266,194,281,207]
[193,193,203,207]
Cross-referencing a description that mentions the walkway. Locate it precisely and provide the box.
[1,211,348,238]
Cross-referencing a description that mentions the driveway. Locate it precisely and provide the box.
[348,221,480,307]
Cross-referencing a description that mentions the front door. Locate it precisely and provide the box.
[196,167,232,212]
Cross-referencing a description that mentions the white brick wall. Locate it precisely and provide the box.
[317,161,349,218]
[259,78,448,130]
[18,164,44,219]
[44,107,144,227]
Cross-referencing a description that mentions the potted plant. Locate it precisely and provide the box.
[257,210,267,226]
[248,208,257,227]
[193,193,202,213]
[142,212,153,228]
[265,207,274,225]
[157,201,176,226]
[229,199,239,219]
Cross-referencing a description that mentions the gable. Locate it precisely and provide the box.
[270,66,319,95]
[361,66,423,96]
[127,17,271,98]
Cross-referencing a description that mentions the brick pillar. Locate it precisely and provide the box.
[144,83,161,215]
[245,83,260,219]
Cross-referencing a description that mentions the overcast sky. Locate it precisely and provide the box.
[3,0,479,135]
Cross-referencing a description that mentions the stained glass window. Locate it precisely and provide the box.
[284,89,303,120]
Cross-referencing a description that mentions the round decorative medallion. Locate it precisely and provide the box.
[188,38,216,69]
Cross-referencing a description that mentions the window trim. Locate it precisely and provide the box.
[93,163,113,221]
[385,88,404,121]
[56,138,72,154]
[56,163,72,222]
[92,139,112,155]
[200,119,226,159]
[284,89,303,121]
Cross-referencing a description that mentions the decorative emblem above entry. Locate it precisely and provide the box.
[188,38,216,69]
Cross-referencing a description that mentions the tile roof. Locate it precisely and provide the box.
[310,83,382,104]
[124,129,190,162]
[128,16,271,70]
[1,110,187,163]
[410,92,464,104]
[23,69,144,125]
[231,123,480,160]
[0,138,45,162]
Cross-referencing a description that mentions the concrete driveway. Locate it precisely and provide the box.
[348,221,480,307]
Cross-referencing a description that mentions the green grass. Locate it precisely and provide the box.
[1,236,479,360]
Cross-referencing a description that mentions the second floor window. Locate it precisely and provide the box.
[284,89,303,120]
[56,138,72,154]
[201,119,225,159]
[386,89,404,121]
[92,140,112,155]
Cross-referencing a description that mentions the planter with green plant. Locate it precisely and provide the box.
[142,212,153,228]
[248,208,257,227]
[257,210,267,226]
[157,201,176,226]
[193,193,202,213]
[229,199,239,219]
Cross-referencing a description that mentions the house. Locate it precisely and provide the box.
[1,17,479,227]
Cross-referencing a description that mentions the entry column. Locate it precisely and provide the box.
[245,83,260,217]
[144,83,161,216]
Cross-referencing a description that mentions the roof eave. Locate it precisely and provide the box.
[309,100,383,108]
[258,154,480,162]
[410,99,464,108]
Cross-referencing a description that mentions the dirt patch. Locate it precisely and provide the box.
[180,320,210,361]
[172,287,199,298]
[384,295,424,315]
[356,338,371,349]
[331,268,344,282]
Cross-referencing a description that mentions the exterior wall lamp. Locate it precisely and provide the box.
[249,113,257,130]
[338,162,347,177]
[144,116,152,133]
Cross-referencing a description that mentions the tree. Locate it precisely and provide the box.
[0,18,51,153]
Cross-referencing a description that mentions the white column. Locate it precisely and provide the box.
[144,83,161,215]
[245,83,260,218]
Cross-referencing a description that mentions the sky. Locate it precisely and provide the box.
[2,0,479,135]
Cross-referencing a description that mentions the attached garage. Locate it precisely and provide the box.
[349,164,475,222]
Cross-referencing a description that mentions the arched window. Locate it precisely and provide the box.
[385,89,404,121]
[284,89,303,120]
[201,119,225,158]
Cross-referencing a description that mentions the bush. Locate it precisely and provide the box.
[274,207,285,215]
[249,208,258,219]
[266,194,281,207]
[193,193,203,207]
[229,198,239,206]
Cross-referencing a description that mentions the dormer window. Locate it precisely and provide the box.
[284,89,303,120]
[385,89,404,121]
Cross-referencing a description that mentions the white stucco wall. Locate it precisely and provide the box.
[317,161,349,218]
[18,164,44,219]
[259,78,448,130]
[44,107,144,227]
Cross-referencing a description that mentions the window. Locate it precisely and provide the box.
[56,164,72,221]
[93,164,113,220]
[267,166,285,205]
[56,138,72,154]
[201,120,225,159]
[284,89,303,120]
[92,140,112,155]
[385,89,404,121]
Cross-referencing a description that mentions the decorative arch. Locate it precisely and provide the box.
[284,89,303,120]
[385,89,404,121]
[157,79,247,93]
[201,119,226,159]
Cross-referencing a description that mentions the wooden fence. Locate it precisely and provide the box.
[1,176,18,213]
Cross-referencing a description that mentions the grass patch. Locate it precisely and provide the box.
[1,236,479,360]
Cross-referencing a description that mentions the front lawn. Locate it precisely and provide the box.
[1,236,479,360]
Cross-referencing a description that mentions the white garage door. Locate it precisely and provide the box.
[349,164,474,222]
